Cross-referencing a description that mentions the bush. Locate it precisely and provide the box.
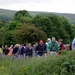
[1,51,75,75]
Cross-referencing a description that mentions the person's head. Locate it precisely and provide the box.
[47,38,51,42]
[10,45,13,47]
[35,42,38,46]
[59,39,63,45]
[5,45,8,48]
[15,44,20,48]
[39,40,43,44]
[52,37,56,42]
[28,43,31,48]
[18,45,21,48]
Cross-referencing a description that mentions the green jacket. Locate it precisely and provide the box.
[47,41,60,51]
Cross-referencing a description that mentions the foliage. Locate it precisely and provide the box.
[7,20,22,30]
[14,10,32,24]
[4,31,16,46]
[32,14,75,43]
[0,27,5,46]
[1,9,75,24]
[14,24,47,44]
[0,51,75,75]
[0,10,75,46]
[0,20,5,28]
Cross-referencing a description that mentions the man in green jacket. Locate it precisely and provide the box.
[47,37,60,55]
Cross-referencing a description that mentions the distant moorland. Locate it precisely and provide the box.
[0,8,75,24]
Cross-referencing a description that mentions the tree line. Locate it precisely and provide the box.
[0,10,75,46]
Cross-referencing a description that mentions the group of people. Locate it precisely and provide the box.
[0,37,67,58]
[0,44,33,58]
[46,37,65,55]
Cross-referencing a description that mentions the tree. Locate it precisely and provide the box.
[14,10,31,17]
[32,15,53,37]
[0,20,5,28]
[0,27,6,46]
[7,20,22,30]
[14,10,32,24]
[32,14,75,43]
[61,17,75,41]
[4,32,16,46]
[14,24,47,44]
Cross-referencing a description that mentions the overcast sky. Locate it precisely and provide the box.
[0,0,75,14]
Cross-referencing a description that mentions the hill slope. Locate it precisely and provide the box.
[0,8,75,24]
[29,11,75,24]
[0,9,16,21]
[0,8,16,17]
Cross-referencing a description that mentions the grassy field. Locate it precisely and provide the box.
[0,50,75,75]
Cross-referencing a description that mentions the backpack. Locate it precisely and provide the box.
[69,44,72,50]
[50,41,57,51]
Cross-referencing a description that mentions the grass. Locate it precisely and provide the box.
[0,50,75,75]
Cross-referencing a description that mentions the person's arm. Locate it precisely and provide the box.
[72,44,74,50]
[72,39,75,50]
[56,42,60,51]
[61,44,65,50]
[46,43,49,51]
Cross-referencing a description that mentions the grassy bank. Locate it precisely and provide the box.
[0,50,75,75]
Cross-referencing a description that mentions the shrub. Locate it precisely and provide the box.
[1,51,75,75]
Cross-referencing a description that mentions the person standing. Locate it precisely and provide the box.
[3,45,9,55]
[72,38,75,50]
[58,39,65,55]
[25,43,33,57]
[58,39,65,50]
[8,45,13,56]
[0,48,3,55]
[46,38,51,56]
[36,40,46,57]
[12,44,19,58]
[48,37,60,55]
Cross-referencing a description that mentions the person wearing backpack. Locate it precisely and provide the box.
[48,37,60,55]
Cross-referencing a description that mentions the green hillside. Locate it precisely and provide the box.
[29,11,75,24]
[0,8,75,24]
[0,9,16,21]
[0,8,16,17]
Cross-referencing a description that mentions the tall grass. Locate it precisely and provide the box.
[0,50,75,75]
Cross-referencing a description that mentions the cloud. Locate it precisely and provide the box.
[0,0,53,5]
[0,0,75,13]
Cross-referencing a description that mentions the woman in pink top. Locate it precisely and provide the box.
[8,45,13,56]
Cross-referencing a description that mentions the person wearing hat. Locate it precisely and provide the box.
[36,40,46,57]
[46,38,51,56]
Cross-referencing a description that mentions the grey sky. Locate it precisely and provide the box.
[0,0,75,14]
[0,0,52,5]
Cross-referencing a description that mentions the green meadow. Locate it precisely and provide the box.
[0,50,75,75]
